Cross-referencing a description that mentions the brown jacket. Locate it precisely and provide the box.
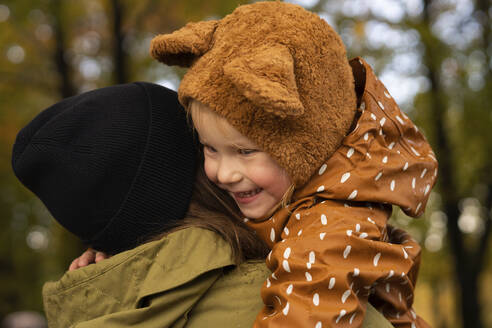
[246,58,437,328]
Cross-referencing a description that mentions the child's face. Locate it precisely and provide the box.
[192,103,292,219]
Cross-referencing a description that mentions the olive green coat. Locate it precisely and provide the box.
[43,227,392,328]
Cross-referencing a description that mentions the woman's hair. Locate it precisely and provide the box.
[148,162,270,265]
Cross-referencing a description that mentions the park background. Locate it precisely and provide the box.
[0,0,490,327]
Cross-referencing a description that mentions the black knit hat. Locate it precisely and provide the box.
[12,82,197,254]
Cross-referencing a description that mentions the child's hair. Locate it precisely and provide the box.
[150,167,270,264]
[188,99,238,142]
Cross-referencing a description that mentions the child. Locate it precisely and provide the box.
[11,82,272,327]
[150,2,437,328]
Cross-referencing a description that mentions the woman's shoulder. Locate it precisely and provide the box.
[42,227,238,327]
[44,227,234,295]
[152,227,235,270]
[138,227,236,297]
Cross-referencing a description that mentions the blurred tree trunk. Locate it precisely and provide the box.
[421,0,491,327]
[50,0,75,98]
[48,0,85,276]
[111,0,128,84]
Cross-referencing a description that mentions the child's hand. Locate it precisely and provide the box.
[68,248,109,271]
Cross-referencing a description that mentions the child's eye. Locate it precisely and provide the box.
[203,144,217,153]
[238,149,257,155]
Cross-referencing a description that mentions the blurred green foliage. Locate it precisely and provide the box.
[0,0,490,327]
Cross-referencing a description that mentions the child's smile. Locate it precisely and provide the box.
[233,188,263,203]
[191,101,292,219]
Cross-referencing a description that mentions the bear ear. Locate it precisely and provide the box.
[223,45,305,118]
[150,20,219,67]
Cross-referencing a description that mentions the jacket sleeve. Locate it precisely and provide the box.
[72,269,222,328]
[253,202,420,328]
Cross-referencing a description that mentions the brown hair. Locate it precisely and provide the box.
[149,166,270,265]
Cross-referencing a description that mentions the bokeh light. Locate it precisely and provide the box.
[0,4,10,22]
[26,226,50,251]
[6,45,25,64]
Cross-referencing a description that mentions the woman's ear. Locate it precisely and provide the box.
[223,44,305,118]
[150,20,219,67]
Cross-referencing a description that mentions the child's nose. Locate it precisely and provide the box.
[216,158,242,185]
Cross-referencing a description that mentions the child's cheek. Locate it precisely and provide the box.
[249,163,291,199]
[203,158,217,183]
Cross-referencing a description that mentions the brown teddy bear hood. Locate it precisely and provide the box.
[151,1,357,187]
